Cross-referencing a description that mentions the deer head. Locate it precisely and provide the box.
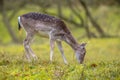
[75,43,87,63]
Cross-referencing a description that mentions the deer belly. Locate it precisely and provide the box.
[38,31,49,38]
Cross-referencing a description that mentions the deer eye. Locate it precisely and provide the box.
[82,47,84,49]
[81,47,85,50]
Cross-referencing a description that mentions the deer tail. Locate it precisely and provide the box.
[18,16,22,31]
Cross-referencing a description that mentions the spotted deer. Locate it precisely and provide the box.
[18,12,86,64]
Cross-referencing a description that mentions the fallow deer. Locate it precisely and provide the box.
[18,12,86,64]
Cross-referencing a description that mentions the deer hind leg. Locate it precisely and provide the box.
[23,33,37,61]
[56,41,68,64]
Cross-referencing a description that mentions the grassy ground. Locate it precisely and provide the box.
[0,38,120,80]
[0,5,120,80]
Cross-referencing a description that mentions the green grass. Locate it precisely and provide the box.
[0,5,120,79]
[0,38,120,80]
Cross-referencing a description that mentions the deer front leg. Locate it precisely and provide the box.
[49,31,55,62]
[49,38,55,62]
[23,33,37,61]
[56,41,68,64]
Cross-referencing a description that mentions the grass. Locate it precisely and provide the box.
[0,5,120,79]
[0,38,120,80]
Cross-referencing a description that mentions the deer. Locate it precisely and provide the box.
[18,12,86,64]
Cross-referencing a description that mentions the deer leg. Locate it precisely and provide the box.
[29,45,38,61]
[23,33,37,61]
[23,34,31,61]
[49,33,55,62]
[56,41,68,64]
[27,37,38,60]
[50,39,55,62]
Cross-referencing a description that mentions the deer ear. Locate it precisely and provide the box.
[80,42,87,47]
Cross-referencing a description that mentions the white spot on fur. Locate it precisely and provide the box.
[18,16,23,28]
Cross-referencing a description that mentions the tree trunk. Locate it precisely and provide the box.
[79,0,106,37]
[57,0,62,17]
[1,1,19,43]
[84,15,92,38]
[0,0,3,11]
[67,0,84,26]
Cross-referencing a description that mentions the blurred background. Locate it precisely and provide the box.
[0,1,120,79]
[0,0,120,44]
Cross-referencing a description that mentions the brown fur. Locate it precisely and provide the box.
[21,12,71,34]
[18,12,86,64]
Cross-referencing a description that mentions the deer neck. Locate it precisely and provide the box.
[64,34,78,50]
